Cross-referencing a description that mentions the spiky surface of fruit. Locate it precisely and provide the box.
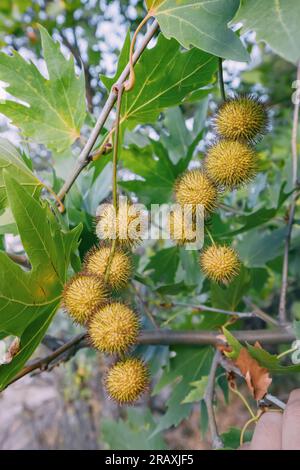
[174,170,218,216]
[105,358,149,404]
[200,245,240,283]
[215,96,268,142]
[84,246,132,289]
[62,274,107,324]
[168,209,197,245]
[205,140,257,189]
[96,201,143,247]
[88,302,139,354]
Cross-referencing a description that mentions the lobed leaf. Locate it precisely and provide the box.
[146,0,249,61]
[0,26,86,152]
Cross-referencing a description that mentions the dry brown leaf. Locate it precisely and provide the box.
[235,347,272,400]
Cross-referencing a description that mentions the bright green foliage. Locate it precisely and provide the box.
[102,409,166,450]
[232,0,300,65]
[152,346,213,434]
[103,34,218,129]
[0,138,42,210]
[0,174,81,389]
[0,26,86,153]
[210,267,251,311]
[120,141,191,205]
[181,376,209,404]
[146,0,249,61]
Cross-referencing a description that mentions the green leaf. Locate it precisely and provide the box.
[223,184,291,237]
[232,0,300,64]
[0,138,42,210]
[119,34,217,129]
[146,0,249,61]
[145,246,180,285]
[247,344,300,374]
[211,266,251,311]
[0,208,17,234]
[152,346,213,434]
[0,26,86,152]
[101,409,166,450]
[0,174,81,389]
[120,142,184,205]
[237,227,288,268]
[181,376,209,404]
[155,281,195,295]
[161,107,192,165]
[221,427,252,449]
[222,327,242,360]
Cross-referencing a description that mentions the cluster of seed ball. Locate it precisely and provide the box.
[62,200,149,405]
[172,95,269,284]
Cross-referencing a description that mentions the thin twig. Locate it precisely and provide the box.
[6,332,87,388]
[161,300,278,327]
[132,282,159,328]
[218,354,243,377]
[218,58,226,102]
[112,84,123,209]
[125,14,151,91]
[161,301,252,317]
[243,297,280,327]
[104,84,124,283]
[278,62,300,324]
[204,351,223,449]
[57,20,159,203]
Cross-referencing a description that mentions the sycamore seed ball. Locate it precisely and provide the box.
[200,245,240,284]
[168,209,197,245]
[205,140,257,189]
[215,96,268,142]
[105,358,149,404]
[88,302,139,354]
[62,274,108,324]
[174,170,218,216]
[96,201,143,247]
[84,246,132,290]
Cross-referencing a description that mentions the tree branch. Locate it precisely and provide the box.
[278,62,300,324]
[7,328,295,388]
[204,350,223,449]
[57,19,159,202]
[161,300,279,327]
[6,332,87,388]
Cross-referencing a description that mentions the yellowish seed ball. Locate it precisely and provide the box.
[105,358,149,404]
[168,209,197,245]
[84,246,132,290]
[215,96,268,142]
[96,201,144,247]
[88,302,139,354]
[200,245,240,284]
[62,274,107,324]
[205,140,257,189]
[174,170,218,216]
